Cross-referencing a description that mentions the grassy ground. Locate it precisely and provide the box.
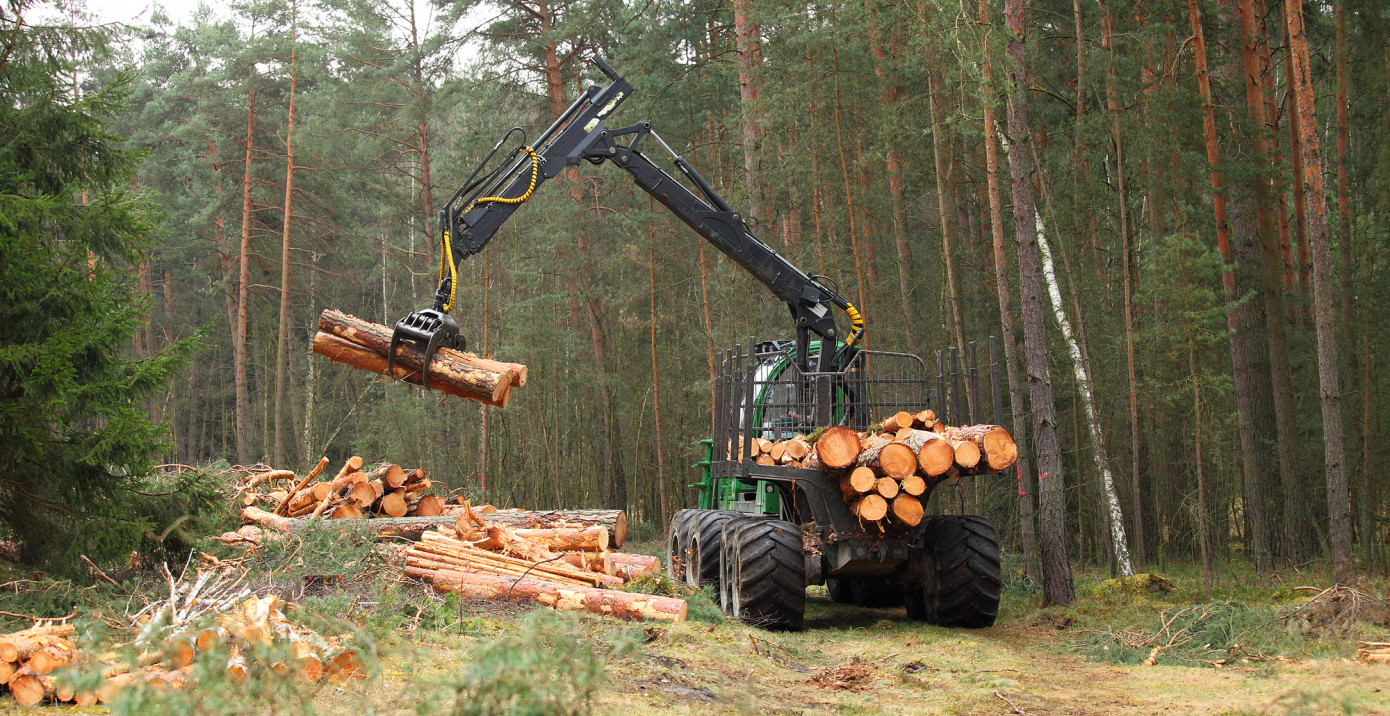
[2,538,1388,715]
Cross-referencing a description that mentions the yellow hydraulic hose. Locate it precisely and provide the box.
[438,146,540,311]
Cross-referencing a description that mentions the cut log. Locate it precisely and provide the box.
[881,411,916,433]
[26,643,74,674]
[890,495,925,526]
[165,636,196,668]
[511,527,609,552]
[943,424,1019,472]
[379,492,408,518]
[9,664,52,705]
[347,482,377,508]
[413,494,445,517]
[913,409,936,428]
[410,535,621,587]
[326,649,365,683]
[0,634,67,663]
[240,507,627,545]
[894,427,915,441]
[854,440,918,479]
[899,429,955,477]
[330,503,363,520]
[414,567,687,622]
[313,332,509,407]
[315,311,517,402]
[0,660,15,683]
[459,509,627,548]
[848,493,888,522]
[769,441,786,461]
[196,627,224,653]
[381,464,408,489]
[901,475,927,497]
[805,427,862,471]
[875,477,900,499]
[781,438,810,461]
[839,466,877,500]
[608,552,661,580]
[559,552,614,575]
[948,439,982,469]
[319,309,526,389]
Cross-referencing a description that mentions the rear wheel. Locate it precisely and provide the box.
[719,517,768,612]
[728,519,805,630]
[685,510,740,590]
[903,515,1001,628]
[666,509,700,582]
[825,577,854,604]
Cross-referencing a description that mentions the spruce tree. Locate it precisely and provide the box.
[0,0,193,572]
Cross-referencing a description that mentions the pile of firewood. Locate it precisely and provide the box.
[739,409,1018,528]
[1359,642,1390,664]
[239,456,447,521]
[313,309,526,408]
[404,505,685,623]
[0,574,361,706]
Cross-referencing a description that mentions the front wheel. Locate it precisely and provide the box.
[903,515,1001,628]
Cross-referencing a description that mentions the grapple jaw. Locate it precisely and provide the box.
[387,306,464,391]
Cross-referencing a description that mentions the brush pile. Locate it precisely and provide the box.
[0,568,361,707]
[237,456,448,522]
[735,409,1018,527]
[404,505,684,623]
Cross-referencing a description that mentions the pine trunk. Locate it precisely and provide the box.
[235,80,255,464]
[274,5,298,468]
[1004,0,1074,605]
[1283,0,1353,584]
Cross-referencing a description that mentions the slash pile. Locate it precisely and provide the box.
[0,570,361,707]
[404,505,684,623]
[737,409,1018,527]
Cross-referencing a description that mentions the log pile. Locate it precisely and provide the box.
[734,410,1018,529]
[237,456,449,522]
[404,505,680,622]
[0,580,361,706]
[313,309,526,408]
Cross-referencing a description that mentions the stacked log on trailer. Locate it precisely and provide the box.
[238,456,450,521]
[312,309,526,408]
[404,505,681,622]
[730,409,1019,529]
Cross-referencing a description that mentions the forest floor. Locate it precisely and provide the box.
[322,545,1390,716]
[2,534,1388,715]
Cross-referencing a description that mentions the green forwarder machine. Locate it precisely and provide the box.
[386,59,1003,631]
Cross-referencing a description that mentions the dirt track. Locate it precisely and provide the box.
[595,590,1390,715]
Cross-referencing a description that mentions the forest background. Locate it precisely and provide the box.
[9,0,1387,602]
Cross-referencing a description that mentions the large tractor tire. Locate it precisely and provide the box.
[685,510,741,590]
[718,516,768,612]
[666,509,701,582]
[849,576,902,608]
[726,519,805,630]
[903,515,1001,628]
[825,577,855,604]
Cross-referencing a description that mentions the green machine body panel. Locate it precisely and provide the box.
[699,340,852,515]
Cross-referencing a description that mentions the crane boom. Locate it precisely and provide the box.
[393,58,863,375]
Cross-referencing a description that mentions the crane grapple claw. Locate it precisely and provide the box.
[387,308,464,391]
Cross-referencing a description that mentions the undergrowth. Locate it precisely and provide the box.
[621,572,723,625]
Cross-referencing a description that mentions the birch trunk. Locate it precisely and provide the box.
[1034,192,1134,577]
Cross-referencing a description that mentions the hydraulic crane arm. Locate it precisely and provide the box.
[391,58,863,377]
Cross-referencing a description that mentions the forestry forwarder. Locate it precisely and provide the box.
[389,58,1002,631]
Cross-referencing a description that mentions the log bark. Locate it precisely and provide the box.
[313,332,509,407]
[317,309,523,386]
[413,567,687,622]
[943,425,1019,472]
